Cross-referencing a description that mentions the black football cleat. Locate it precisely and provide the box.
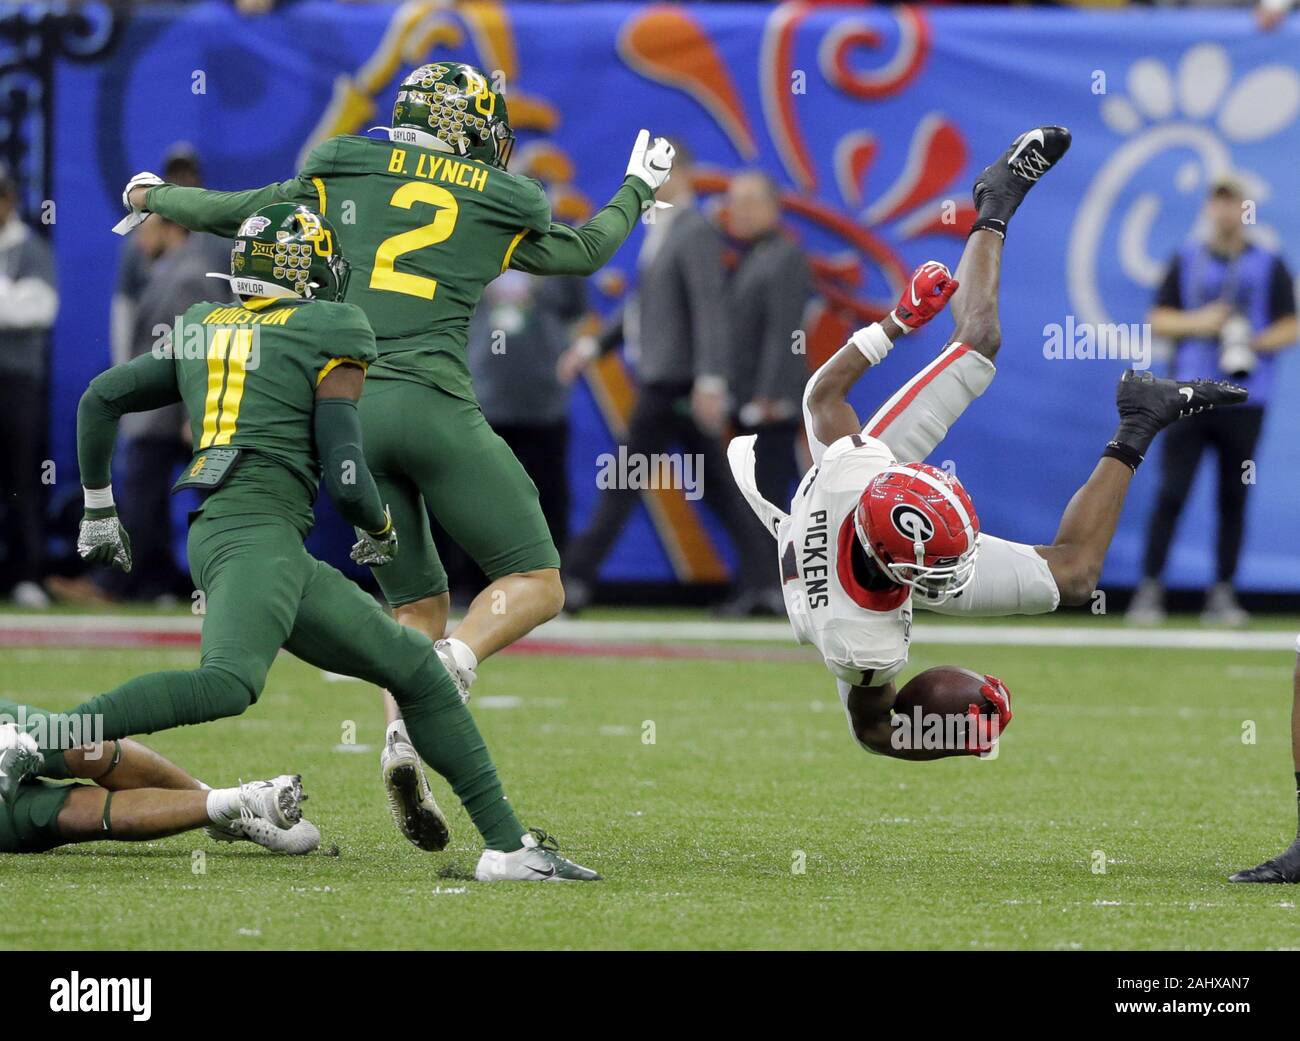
[1116,369,1248,443]
[1229,838,1300,883]
[972,125,1072,230]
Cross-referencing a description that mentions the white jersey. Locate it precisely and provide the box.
[775,434,911,686]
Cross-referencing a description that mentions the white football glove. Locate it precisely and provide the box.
[625,130,675,193]
[112,171,164,236]
[78,507,133,572]
[350,507,398,567]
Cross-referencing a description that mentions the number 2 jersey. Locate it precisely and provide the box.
[145,133,652,403]
[752,433,913,686]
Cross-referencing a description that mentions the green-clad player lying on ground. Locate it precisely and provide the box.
[2,203,597,881]
[115,62,674,851]
[0,699,318,854]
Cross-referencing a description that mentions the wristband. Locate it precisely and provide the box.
[1102,440,1143,473]
[83,486,115,510]
[848,323,893,366]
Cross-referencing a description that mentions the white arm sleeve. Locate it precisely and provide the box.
[918,534,1060,617]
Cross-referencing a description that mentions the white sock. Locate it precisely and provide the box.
[205,787,242,825]
[442,637,478,674]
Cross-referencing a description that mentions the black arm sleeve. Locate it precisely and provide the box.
[1154,256,1182,310]
[1268,257,1296,322]
[596,305,625,355]
[313,397,388,534]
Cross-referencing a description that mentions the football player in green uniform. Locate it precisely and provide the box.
[115,62,674,849]
[3,203,598,880]
[0,698,319,855]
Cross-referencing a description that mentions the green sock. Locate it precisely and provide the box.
[398,667,525,852]
[31,667,253,751]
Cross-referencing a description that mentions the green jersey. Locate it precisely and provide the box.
[171,297,377,529]
[147,135,652,402]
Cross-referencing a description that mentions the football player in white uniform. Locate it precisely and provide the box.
[1230,635,1300,883]
[729,125,1248,760]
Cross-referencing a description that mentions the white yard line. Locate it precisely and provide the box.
[0,613,1295,651]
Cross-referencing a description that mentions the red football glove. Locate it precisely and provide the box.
[965,675,1013,756]
[891,260,959,333]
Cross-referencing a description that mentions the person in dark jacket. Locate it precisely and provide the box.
[1127,175,1296,626]
[561,143,771,613]
[724,168,811,537]
[0,165,58,607]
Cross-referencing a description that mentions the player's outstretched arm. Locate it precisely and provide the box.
[76,352,183,572]
[507,130,670,276]
[803,262,957,450]
[123,177,314,238]
[313,363,396,565]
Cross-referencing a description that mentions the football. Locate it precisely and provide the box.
[895,665,992,719]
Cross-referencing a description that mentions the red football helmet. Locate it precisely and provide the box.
[854,463,981,604]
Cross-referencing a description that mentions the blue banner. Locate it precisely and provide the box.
[47,2,1300,590]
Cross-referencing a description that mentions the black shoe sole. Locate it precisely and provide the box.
[389,762,451,852]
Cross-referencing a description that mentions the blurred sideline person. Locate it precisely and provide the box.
[723,169,811,614]
[562,141,771,614]
[1230,636,1300,883]
[1128,175,1296,627]
[0,163,58,608]
[0,710,318,854]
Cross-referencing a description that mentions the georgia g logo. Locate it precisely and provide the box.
[890,503,934,543]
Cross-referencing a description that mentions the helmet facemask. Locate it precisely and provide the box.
[854,463,981,606]
[854,511,980,605]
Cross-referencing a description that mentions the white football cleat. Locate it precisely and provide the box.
[434,639,476,704]
[380,726,450,851]
[475,829,602,882]
[205,775,312,851]
[0,723,42,806]
[209,815,322,855]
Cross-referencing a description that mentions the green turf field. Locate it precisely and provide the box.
[1,620,1297,950]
